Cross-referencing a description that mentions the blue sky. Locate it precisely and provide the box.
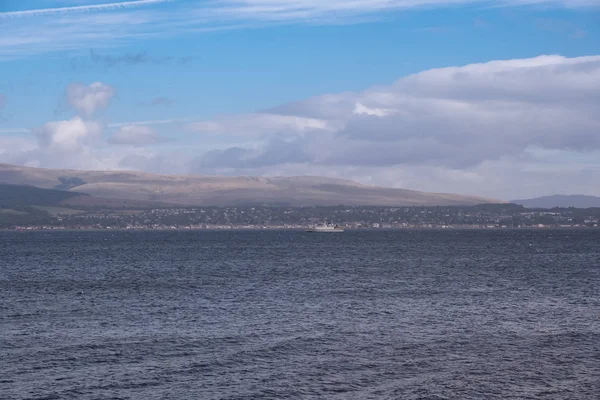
[0,0,599,199]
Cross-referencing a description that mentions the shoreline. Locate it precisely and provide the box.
[3,226,599,232]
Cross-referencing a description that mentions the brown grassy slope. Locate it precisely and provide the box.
[0,163,503,207]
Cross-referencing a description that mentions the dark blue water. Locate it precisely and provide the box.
[1,229,599,399]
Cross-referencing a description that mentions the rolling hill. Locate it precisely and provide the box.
[0,163,502,207]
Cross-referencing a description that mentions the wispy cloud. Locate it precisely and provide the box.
[149,97,172,106]
[108,124,168,146]
[1,0,596,20]
[0,128,30,134]
[413,26,456,33]
[0,11,155,59]
[0,118,186,136]
[0,0,597,59]
[66,49,193,71]
[0,0,172,18]
[107,118,192,128]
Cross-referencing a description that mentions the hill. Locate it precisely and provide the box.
[0,163,502,207]
[0,182,172,227]
[511,195,600,209]
[0,183,84,208]
[0,183,89,227]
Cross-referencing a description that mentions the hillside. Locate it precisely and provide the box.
[0,163,501,207]
[0,183,88,227]
[0,183,85,208]
[0,182,173,227]
[511,195,600,209]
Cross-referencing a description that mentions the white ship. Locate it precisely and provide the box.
[305,222,344,232]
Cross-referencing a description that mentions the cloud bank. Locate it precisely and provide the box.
[189,54,600,169]
[185,54,600,198]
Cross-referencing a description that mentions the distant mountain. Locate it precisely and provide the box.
[0,163,502,207]
[511,195,600,209]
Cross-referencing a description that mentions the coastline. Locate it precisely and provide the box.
[3,225,599,232]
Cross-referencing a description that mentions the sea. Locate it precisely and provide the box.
[1,229,599,400]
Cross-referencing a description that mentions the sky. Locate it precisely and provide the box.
[0,0,599,200]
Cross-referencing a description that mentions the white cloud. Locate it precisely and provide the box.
[37,117,103,152]
[109,124,164,146]
[0,117,117,170]
[0,82,164,171]
[0,136,38,159]
[0,125,152,172]
[354,102,394,117]
[186,113,337,137]
[65,82,116,117]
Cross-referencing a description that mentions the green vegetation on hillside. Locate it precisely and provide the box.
[0,183,84,208]
[0,184,87,227]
